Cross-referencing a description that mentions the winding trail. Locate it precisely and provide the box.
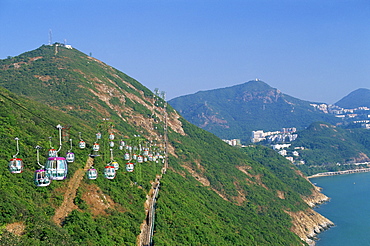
[53,156,94,226]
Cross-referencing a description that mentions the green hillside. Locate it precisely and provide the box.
[335,88,370,109]
[289,122,370,175]
[169,80,340,141]
[0,44,329,245]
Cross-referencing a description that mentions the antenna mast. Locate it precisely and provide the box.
[49,29,53,45]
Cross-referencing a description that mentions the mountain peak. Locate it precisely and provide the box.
[335,88,370,108]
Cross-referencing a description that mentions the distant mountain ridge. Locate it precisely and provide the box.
[335,88,370,109]
[169,80,340,141]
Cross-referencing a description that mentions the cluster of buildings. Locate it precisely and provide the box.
[250,128,297,143]
[311,103,370,129]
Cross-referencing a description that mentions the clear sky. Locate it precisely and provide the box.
[1,0,369,103]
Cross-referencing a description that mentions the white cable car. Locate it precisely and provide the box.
[34,145,51,187]
[48,148,57,157]
[66,139,75,163]
[109,133,115,140]
[9,138,23,174]
[109,141,114,148]
[45,157,68,180]
[143,148,149,156]
[66,152,75,163]
[126,162,134,172]
[9,158,24,174]
[87,167,98,180]
[120,140,125,146]
[96,132,102,140]
[133,154,137,160]
[79,140,86,149]
[104,165,116,179]
[111,161,119,170]
[34,169,51,187]
[137,155,143,163]
[124,153,130,160]
[93,143,100,152]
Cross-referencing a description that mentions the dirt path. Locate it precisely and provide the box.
[53,156,94,226]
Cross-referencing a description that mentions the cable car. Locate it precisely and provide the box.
[9,138,24,174]
[9,158,23,174]
[34,169,51,187]
[120,140,125,146]
[148,155,153,161]
[133,154,137,160]
[109,141,114,148]
[45,157,68,180]
[66,152,75,163]
[48,148,57,157]
[144,156,148,162]
[96,133,102,139]
[79,140,86,149]
[93,143,100,152]
[124,153,130,160]
[137,155,143,163]
[126,162,134,172]
[87,167,98,180]
[66,139,75,163]
[104,165,116,179]
[143,148,149,156]
[109,133,115,140]
[111,161,119,170]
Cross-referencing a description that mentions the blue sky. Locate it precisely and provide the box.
[1,0,369,103]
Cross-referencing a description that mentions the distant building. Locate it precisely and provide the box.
[286,156,294,162]
[223,139,241,146]
[271,144,291,150]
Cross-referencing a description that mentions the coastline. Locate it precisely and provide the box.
[307,167,370,179]
[287,171,334,246]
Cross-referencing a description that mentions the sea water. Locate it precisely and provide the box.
[310,172,370,246]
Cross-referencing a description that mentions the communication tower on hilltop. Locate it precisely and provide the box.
[49,29,53,45]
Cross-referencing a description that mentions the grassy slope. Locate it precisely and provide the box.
[0,45,319,245]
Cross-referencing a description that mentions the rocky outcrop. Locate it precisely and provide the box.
[302,185,330,207]
[289,179,333,245]
[287,209,333,246]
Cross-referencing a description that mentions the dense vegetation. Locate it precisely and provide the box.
[288,122,370,175]
[169,80,340,141]
[0,44,321,245]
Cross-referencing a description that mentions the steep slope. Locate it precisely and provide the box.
[169,80,340,141]
[335,88,370,109]
[0,45,332,245]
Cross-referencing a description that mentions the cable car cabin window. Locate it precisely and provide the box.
[9,158,23,173]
